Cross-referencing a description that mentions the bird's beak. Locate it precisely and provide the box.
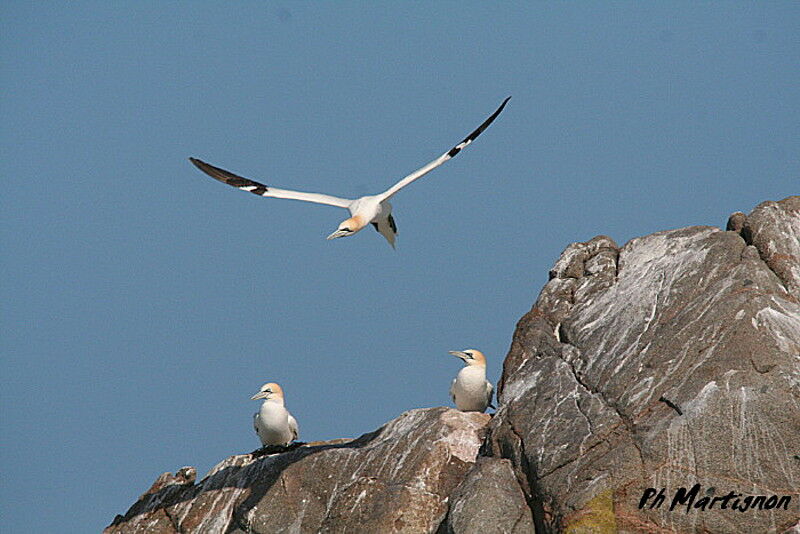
[449,350,468,360]
[326,229,349,240]
[251,392,268,400]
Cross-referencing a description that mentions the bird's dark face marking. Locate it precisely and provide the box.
[328,221,358,240]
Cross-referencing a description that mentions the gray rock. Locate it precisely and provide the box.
[106,408,490,534]
[736,196,800,298]
[488,196,800,533]
[442,457,534,534]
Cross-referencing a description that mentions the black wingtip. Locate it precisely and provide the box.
[188,157,217,175]
[446,97,511,158]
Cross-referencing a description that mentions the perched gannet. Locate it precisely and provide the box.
[251,382,299,447]
[189,97,510,248]
[449,349,494,413]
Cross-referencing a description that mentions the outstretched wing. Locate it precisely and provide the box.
[190,158,352,208]
[378,97,510,201]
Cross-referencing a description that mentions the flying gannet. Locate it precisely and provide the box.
[251,382,299,447]
[449,349,494,413]
[189,97,510,248]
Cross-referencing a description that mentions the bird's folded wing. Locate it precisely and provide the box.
[288,414,299,441]
[378,97,510,201]
[450,378,457,404]
[189,157,352,208]
[485,382,494,406]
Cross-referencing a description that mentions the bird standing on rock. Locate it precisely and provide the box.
[251,382,299,447]
[189,97,510,248]
[449,349,494,413]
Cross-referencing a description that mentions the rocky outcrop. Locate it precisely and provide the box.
[488,195,799,533]
[728,197,800,296]
[108,197,799,533]
[106,408,490,533]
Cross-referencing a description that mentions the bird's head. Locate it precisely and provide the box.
[449,349,487,367]
[327,216,365,240]
[251,382,285,402]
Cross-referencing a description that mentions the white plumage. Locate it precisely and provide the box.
[449,349,494,413]
[251,382,299,447]
[190,97,510,248]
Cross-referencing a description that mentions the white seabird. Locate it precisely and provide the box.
[251,382,299,447]
[449,349,494,413]
[189,97,510,248]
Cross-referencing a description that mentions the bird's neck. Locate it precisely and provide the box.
[347,214,367,231]
[263,398,285,408]
[458,365,486,380]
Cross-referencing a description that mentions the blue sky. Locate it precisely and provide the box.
[1,3,798,532]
